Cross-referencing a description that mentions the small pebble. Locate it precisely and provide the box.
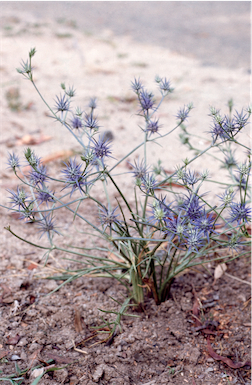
[11,355,21,361]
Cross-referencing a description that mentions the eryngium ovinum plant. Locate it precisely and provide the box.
[4,49,251,309]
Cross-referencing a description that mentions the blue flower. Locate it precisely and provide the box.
[71,116,83,130]
[131,78,143,93]
[181,170,200,186]
[164,211,186,242]
[149,196,172,225]
[233,109,249,131]
[62,158,88,195]
[139,89,155,112]
[141,173,159,195]
[84,113,99,130]
[36,189,55,205]
[229,202,251,224]
[7,187,30,210]
[98,206,120,230]
[89,97,97,109]
[54,94,70,113]
[184,227,206,252]
[209,119,230,143]
[29,164,48,186]
[7,153,20,171]
[159,78,173,94]
[180,193,204,221]
[37,214,60,238]
[91,136,112,162]
[129,158,149,180]
[176,105,192,122]
[194,210,216,242]
[146,119,160,136]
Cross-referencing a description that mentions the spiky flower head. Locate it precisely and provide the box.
[129,158,149,180]
[131,78,143,93]
[159,77,173,94]
[194,210,216,242]
[89,97,97,109]
[176,103,193,122]
[139,89,155,112]
[218,188,235,207]
[54,94,70,113]
[84,113,99,131]
[37,214,60,238]
[164,211,186,242]
[62,158,88,195]
[24,148,41,168]
[65,85,76,98]
[91,135,112,162]
[184,227,205,252]
[98,206,120,230]
[181,193,204,221]
[201,169,209,180]
[223,150,237,169]
[71,116,83,130]
[81,147,95,166]
[236,161,251,177]
[141,173,159,195]
[233,109,249,131]
[181,170,200,186]
[7,153,20,171]
[209,119,230,143]
[29,164,48,186]
[146,119,160,136]
[229,202,251,224]
[8,187,30,210]
[150,196,171,224]
[36,188,55,205]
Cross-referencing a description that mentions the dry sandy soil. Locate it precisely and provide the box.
[0,10,251,385]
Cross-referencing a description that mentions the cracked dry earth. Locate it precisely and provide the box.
[0,10,251,385]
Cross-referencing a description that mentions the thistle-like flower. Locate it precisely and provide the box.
[149,196,171,225]
[37,214,60,238]
[181,170,200,186]
[229,202,251,224]
[131,78,143,93]
[71,116,83,130]
[54,94,70,113]
[62,158,88,195]
[7,153,20,171]
[146,119,160,136]
[164,211,186,242]
[84,114,99,131]
[180,193,204,221]
[129,158,149,180]
[233,109,249,131]
[218,188,235,207]
[36,188,55,205]
[176,104,193,122]
[141,173,159,195]
[194,210,216,242]
[91,136,112,163]
[29,164,48,186]
[159,78,173,94]
[98,206,120,230]
[184,227,205,252]
[139,89,155,112]
[89,97,97,109]
[8,187,30,210]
